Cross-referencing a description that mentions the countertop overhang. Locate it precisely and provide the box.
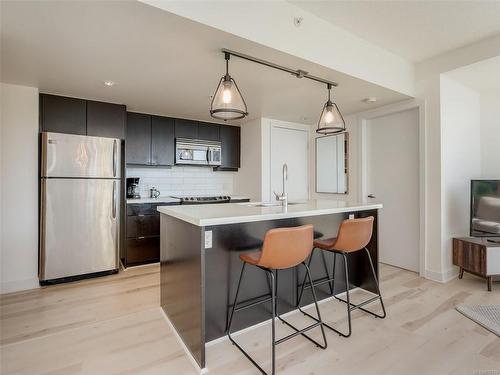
[157,199,382,226]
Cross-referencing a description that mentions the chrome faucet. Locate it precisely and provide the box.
[274,163,288,208]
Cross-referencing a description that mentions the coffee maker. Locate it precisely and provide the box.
[126,177,140,199]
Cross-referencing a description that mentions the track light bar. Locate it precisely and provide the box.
[221,48,338,88]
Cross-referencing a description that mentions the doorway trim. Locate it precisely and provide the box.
[357,99,426,277]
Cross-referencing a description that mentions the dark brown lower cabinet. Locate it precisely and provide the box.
[126,237,160,265]
[126,215,160,238]
[124,202,179,267]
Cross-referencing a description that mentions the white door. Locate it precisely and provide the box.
[270,124,309,201]
[365,108,420,272]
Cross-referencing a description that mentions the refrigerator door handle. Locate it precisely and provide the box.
[39,178,47,280]
[112,140,117,177]
[112,181,117,219]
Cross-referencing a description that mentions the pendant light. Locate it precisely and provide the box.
[210,52,248,121]
[316,83,346,135]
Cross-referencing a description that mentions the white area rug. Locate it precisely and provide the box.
[456,304,500,337]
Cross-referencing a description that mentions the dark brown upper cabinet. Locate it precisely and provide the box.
[40,94,86,135]
[87,100,126,139]
[174,119,199,139]
[40,94,126,140]
[151,116,175,166]
[198,122,220,141]
[126,113,175,166]
[126,112,151,165]
[217,125,240,170]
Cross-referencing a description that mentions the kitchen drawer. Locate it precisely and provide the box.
[127,203,157,216]
[126,237,159,265]
[127,215,159,238]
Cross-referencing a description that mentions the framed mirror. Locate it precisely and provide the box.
[315,133,348,194]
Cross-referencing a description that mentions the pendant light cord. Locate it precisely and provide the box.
[225,52,230,77]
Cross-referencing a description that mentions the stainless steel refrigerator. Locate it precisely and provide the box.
[40,132,121,283]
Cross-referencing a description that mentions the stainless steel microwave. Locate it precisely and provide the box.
[175,138,222,166]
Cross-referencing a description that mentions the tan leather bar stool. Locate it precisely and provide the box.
[227,224,327,375]
[297,217,386,338]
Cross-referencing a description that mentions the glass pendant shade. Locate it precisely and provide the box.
[316,86,345,135]
[210,73,248,121]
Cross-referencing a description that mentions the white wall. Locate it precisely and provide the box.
[480,89,500,178]
[0,83,39,294]
[414,39,500,282]
[126,166,235,197]
[142,0,415,96]
[233,117,275,202]
[440,75,481,277]
[233,118,262,201]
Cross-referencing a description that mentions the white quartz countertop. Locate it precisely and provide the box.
[157,199,382,226]
[126,196,180,204]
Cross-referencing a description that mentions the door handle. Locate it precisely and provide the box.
[112,140,117,177]
[112,181,117,219]
[367,194,376,199]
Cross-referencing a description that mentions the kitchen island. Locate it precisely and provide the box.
[157,200,382,370]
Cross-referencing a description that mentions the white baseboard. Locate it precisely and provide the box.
[443,267,460,282]
[160,308,207,374]
[425,267,459,283]
[0,277,39,294]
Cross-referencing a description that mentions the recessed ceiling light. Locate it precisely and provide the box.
[363,97,377,103]
[104,80,116,87]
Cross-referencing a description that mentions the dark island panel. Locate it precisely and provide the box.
[160,214,204,368]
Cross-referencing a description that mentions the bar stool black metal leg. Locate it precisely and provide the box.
[365,247,386,318]
[334,249,387,319]
[303,262,328,348]
[320,251,333,295]
[229,263,327,375]
[297,249,314,305]
[274,270,279,319]
[299,252,352,337]
[269,270,276,375]
[342,253,352,337]
[330,252,337,294]
[227,263,270,375]
[227,262,246,332]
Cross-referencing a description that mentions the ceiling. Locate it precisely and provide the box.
[291,1,500,63]
[446,55,500,92]
[0,1,410,126]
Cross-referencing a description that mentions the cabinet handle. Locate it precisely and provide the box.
[138,236,145,239]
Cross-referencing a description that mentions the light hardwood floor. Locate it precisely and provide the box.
[1,264,498,375]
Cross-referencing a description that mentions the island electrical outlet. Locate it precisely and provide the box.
[205,231,213,249]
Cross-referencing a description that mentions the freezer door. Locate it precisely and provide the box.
[40,178,119,281]
[41,132,121,178]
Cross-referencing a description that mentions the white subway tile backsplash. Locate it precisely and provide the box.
[127,166,235,197]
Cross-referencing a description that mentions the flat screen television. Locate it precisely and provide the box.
[471,180,500,237]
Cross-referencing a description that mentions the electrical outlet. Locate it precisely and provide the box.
[348,214,355,220]
[205,231,213,249]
